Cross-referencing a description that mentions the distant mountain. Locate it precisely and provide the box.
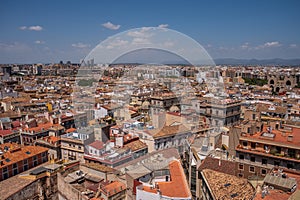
[214,58,300,66]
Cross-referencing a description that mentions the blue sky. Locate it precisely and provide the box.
[0,0,300,63]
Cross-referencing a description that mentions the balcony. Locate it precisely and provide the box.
[236,145,300,163]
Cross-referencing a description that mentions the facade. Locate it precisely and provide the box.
[0,143,48,181]
[0,129,20,144]
[236,125,300,171]
[61,128,95,163]
[151,124,192,155]
[150,93,181,113]
[84,138,148,168]
[99,181,126,200]
[268,71,299,93]
[202,99,241,127]
[35,136,61,160]
[20,120,56,145]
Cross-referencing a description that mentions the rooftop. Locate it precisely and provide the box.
[141,160,191,198]
[0,143,48,167]
[240,125,300,148]
[89,140,104,150]
[124,139,147,152]
[100,181,126,197]
[202,169,255,200]
[81,162,116,173]
[151,124,190,139]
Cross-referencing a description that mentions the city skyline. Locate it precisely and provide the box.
[0,0,300,63]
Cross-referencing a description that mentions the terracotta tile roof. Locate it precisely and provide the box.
[124,139,147,152]
[198,156,236,176]
[152,125,190,139]
[101,181,126,197]
[43,135,60,143]
[23,122,54,132]
[0,143,48,167]
[142,160,191,198]
[202,169,255,200]
[82,162,116,173]
[66,127,76,133]
[11,121,21,128]
[89,140,104,150]
[0,171,35,199]
[0,129,14,137]
[240,125,300,148]
[101,103,121,110]
[256,104,287,114]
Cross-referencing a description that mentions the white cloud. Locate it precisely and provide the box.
[263,41,281,47]
[127,27,153,38]
[35,40,45,44]
[28,26,43,31]
[106,38,129,49]
[132,37,151,45]
[289,44,297,48]
[20,25,43,31]
[163,41,174,47]
[0,42,31,52]
[254,41,281,50]
[241,42,249,49]
[19,26,27,30]
[158,24,169,28]
[102,22,120,30]
[72,42,90,48]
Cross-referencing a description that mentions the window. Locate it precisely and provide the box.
[239,154,244,160]
[13,163,18,175]
[238,164,244,170]
[251,143,256,149]
[252,114,256,120]
[287,163,294,169]
[274,161,280,166]
[3,167,8,172]
[23,159,29,171]
[249,166,255,173]
[261,169,267,175]
[250,157,255,162]
[247,127,251,133]
[238,173,243,178]
[2,167,8,179]
[33,155,38,166]
[42,152,47,162]
[262,159,267,165]
[242,141,247,147]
